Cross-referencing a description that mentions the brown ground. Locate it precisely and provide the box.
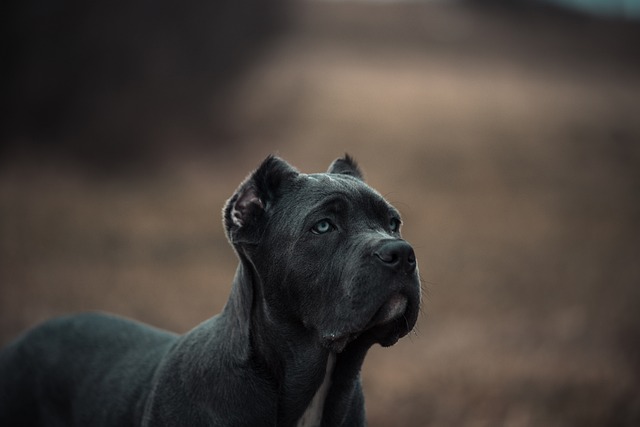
[2,2,640,426]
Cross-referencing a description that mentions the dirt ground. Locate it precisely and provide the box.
[2,2,640,426]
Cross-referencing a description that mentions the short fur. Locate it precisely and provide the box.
[0,155,421,426]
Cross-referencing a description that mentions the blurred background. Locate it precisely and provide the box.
[1,0,640,425]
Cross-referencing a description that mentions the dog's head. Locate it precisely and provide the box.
[224,155,421,352]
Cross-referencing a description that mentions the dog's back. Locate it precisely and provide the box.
[0,313,176,426]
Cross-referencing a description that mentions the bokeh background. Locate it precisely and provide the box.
[2,0,640,425]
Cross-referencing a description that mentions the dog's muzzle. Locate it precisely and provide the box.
[324,239,420,352]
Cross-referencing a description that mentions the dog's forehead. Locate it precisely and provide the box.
[305,172,361,188]
[282,172,396,216]
[304,173,377,198]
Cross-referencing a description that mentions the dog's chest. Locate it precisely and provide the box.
[296,354,336,427]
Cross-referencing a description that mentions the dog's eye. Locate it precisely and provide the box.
[390,218,401,233]
[311,219,334,235]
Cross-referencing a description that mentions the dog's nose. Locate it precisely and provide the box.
[374,240,416,274]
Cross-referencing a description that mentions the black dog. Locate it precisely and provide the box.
[0,155,421,426]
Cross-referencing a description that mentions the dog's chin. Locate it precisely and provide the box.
[361,298,411,348]
[367,293,408,329]
[322,293,413,353]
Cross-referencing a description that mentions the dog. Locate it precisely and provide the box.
[0,155,421,426]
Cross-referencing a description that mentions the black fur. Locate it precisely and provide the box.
[0,155,421,426]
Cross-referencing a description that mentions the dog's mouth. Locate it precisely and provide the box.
[366,293,408,329]
[323,292,413,353]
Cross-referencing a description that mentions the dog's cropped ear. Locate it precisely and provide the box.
[224,155,299,244]
[327,154,364,181]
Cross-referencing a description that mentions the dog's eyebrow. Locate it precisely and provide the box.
[369,196,401,220]
[308,193,400,223]
[309,194,350,214]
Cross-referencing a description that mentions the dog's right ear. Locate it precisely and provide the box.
[224,156,298,244]
[327,154,364,181]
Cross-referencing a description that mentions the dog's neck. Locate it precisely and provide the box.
[220,261,369,426]
[296,353,336,427]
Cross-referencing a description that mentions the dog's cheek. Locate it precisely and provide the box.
[282,255,340,327]
[310,264,357,331]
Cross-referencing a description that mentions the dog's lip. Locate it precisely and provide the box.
[365,293,408,329]
[322,292,410,353]
[323,333,356,353]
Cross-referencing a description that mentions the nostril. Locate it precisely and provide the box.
[375,251,398,265]
[374,241,416,274]
[407,248,416,265]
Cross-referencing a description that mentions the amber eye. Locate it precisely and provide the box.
[390,218,401,233]
[311,219,334,235]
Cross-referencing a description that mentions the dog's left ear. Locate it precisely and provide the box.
[327,154,364,181]
[224,156,299,244]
